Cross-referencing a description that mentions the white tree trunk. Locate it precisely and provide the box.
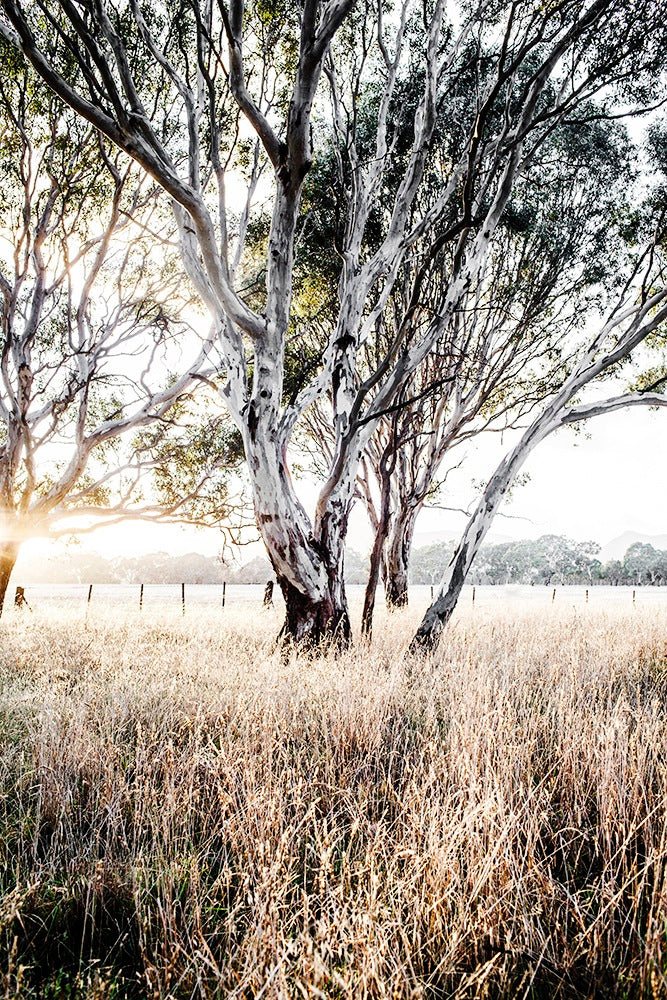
[411,415,556,647]
[243,417,351,643]
[385,504,419,609]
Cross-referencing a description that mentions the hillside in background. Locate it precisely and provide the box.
[11,533,667,588]
[11,547,371,586]
[600,532,667,562]
[410,535,667,586]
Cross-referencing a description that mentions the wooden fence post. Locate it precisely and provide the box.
[472,586,476,607]
[222,581,226,609]
[181,583,185,616]
[139,583,144,612]
[552,588,556,603]
[14,587,31,611]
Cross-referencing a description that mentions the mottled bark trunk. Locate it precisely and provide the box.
[384,505,419,609]
[278,570,350,645]
[385,566,409,608]
[361,524,387,639]
[244,416,351,645]
[253,482,351,645]
[274,498,351,645]
[411,414,557,650]
[410,528,481,649]
[361,450,393,638]
[259,514,351,645]
[0,542,19,619]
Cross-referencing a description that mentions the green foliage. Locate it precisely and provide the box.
[410,535,667,587]
[411,535,605,586]
[628,365,667,394]
[134,404,245,527]
[30,470,110,509]
[623,542,667,585]
[67,475,113,509]
[282,335,324,406]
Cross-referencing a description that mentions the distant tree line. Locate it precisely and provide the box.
[410,537,667,587]
[4,0,667,646]
[14,537,667,590]
[14,548,370,588]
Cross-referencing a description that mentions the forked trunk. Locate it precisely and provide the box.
[244,425,352,646]
[384,506,418,609]
[258,503,351,646]
[260,498,352,646]
[0,542,19,618]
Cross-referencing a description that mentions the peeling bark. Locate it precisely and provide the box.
[385,568,409,609]
[244,421,353,644]
[278,573,351,646]
[361,439,394,637]
[361,506,389,639]
[411,412,558,649]
[385,505,419,609]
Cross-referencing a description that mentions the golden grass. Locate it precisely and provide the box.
[2,600,667,998]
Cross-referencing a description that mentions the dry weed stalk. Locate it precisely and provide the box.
[0,603,667,998]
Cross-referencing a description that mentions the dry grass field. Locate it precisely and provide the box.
[2,599,667,999]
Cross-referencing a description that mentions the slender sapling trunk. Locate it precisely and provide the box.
[384,505,419,609]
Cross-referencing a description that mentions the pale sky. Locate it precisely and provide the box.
[20,401,665,566]
[14,81,664,571]
[413,406,667,547]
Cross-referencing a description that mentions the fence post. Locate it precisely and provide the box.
[552,588,556,603]
[139,583,144,612]
[14,587,31,611]
[586,588,589,603]
[430,585,434,600]
[181,582,185,616]
[86,584,93,619]
[222,581,226,609]
[633,589,636,606]
[472,586,476,607]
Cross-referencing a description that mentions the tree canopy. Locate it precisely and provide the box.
[2,0,667,644]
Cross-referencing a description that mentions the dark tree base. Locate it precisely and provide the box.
[278,578,351,648]
[385,575,409,610]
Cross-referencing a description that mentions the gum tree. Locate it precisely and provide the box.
[357,113,630,625]
[412,252,667,647]
[3,0,666,641]
[0,53,228,614]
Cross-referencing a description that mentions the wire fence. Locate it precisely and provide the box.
[6,581,667,619]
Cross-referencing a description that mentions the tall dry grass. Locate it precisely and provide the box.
[1,600,667,998]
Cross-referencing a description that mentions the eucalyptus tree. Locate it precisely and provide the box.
[412,251,667,647]
[4,0,667,642]
[0,52,230,614]
[354,115,631,628]
[304,108,640,633]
